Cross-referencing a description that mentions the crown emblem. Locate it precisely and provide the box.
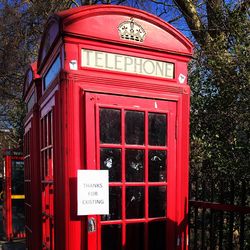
[118,18,146,42]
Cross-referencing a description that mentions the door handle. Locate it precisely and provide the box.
[88,217,96,232]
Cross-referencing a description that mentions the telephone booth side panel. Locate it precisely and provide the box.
[55,79,84,250]
[24,107,42,249]
[24,118,32,249]
[175,89,191,249]
[23,64,42,249]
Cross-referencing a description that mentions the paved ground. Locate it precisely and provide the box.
[0,240,26,250]
[0,204,26,250]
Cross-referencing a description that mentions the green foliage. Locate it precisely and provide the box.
[0,0,72,151]
[189,7,250,178]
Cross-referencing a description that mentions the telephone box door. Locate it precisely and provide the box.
[85,92,177,250]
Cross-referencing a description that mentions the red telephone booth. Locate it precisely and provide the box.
[1,149,25,241]
[24,5,192,250]
[23,63,42,249]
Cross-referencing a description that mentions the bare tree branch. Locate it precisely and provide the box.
[173,0,212,47]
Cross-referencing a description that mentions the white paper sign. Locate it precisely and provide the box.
[77,170,109,215]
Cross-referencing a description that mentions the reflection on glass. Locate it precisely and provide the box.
[126,187,144,219]
[102,225,122,250]
[149,186,166,218]
[44,56,61,90]
[100,109,121,144]
[102,187,121,221]
[125,111,144,145]
[148,221,166,250]
[11,160,24,195]
[126,223,145,250]
[148,113,167,146]
[12,200,25,234]
[100,148,121,182]
[126,149,144,182]
[148,150,167,182]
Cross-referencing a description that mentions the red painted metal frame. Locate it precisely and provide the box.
[23,63,42,249]
[2,150,24,241]
[85,93,177,249]
[23,4,193,250]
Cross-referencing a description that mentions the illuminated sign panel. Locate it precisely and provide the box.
[81,49,174,79]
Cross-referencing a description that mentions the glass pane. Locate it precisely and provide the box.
[12,160,24,195]
[126,223,145,250]
[125,111,144,145]
[100,148,121,182]
[12,199,25,235]
[149,186,166,218]
[148,221,166,250]
[44,56,61,90]
[102,225,122,250]
[126,150,144,182]
[101,187,121,221]
[126,187,144,219]
[100,109,121,144]
[148,113,167,146]
[148,150,167,182]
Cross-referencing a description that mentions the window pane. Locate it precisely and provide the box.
[126,149,144,182]
[126,223,145,250]
[100,148,121,182]
[148,150,167,182]
[148,221,166,250]
[12,199,25,235]
[126,187,144,219]
[100,109,121,144]
[44,56,61,90]
[148,113,167,146]
[101,187,121,221]
[149,186,166,218]
[102,225,122,250]
[125,111,144,145]
[11,160,24,195]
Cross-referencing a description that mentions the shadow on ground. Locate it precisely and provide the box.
[0,204,25,250]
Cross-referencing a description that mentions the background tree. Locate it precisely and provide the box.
[172,0,250,178]
[0,0,72,169]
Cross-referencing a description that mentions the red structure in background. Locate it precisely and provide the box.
[23,62,42,249]
[1,149,25,241]
[23,5,192,250]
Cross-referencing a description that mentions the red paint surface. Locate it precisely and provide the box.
[2,151,24,241]
[24,5,192,250]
